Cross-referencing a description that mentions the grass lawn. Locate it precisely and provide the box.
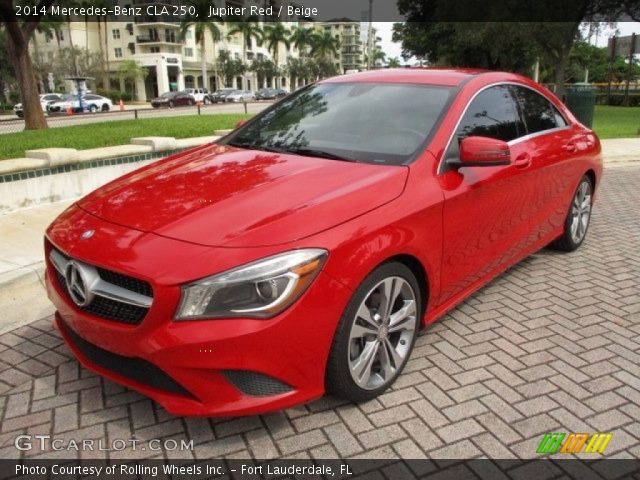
[0,113,252,161]
[592,105,639,139]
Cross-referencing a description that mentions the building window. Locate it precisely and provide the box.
[150,46,160,53]
[114,48,123,58]
[185,30,192,39]
[112,29,120,40]
[185,47,193,57]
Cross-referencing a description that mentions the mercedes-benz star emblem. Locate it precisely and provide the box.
[81,229,95,240]
[64,261,93,307]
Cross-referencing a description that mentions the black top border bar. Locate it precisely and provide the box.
[0,0,638,23]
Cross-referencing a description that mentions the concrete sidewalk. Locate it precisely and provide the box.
[0,201,72,334]
[0,137,638,334]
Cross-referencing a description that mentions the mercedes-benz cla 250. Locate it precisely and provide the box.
[46,69,602,416]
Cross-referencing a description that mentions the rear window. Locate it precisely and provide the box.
[511,86,566,134]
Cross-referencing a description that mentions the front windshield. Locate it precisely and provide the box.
[224,82,452,165]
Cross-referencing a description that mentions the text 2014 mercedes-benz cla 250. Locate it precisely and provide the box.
[46,69,602,416]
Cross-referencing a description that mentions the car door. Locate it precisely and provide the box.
[438,84,537,304]
[510,85,585,238]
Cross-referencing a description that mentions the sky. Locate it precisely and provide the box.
[374,22,640,66]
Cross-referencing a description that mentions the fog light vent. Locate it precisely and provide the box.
[223,370,293,396]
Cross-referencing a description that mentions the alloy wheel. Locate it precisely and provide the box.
[570,180,592,244]
[348,276,417,390]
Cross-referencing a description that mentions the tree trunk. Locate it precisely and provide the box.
[7,34,47,129]
[553,49,569,99]
[31,35,44,93]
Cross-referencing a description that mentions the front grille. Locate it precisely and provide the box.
[51,246,153,326]
[60,320,195,399]
[96,267,153,297]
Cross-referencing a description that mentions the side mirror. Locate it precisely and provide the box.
[453,136,511,167]
[235,119,248,129]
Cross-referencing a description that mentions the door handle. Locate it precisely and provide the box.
[514,152,532,168]
[564,142,577,152]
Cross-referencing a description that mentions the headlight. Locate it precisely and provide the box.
[175,249,327,320]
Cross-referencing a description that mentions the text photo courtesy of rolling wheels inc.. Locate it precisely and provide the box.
[1,0,640,479]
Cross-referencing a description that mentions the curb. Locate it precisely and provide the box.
[0,262,54,335]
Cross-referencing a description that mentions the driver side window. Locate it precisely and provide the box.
[444,85,523,166]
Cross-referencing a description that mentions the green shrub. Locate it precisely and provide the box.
[596,93,640,107]
[96,89,134,103]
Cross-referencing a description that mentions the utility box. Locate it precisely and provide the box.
[565,83,597,128]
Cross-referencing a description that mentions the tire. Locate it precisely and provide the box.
[101,104,109,112]
[204,97,211,105]
[326,262,421,403]
[168,101,174,108]
[89,105,97,113]
[549,174,593,252]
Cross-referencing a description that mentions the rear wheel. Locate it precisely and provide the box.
[326,262,421,402]
[549,174,593,252]
[101,104,109,112]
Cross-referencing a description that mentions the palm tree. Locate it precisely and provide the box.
[386,57,401,68]
[180,0,223,91]
[290,26,316,57]
[365,48,386,69]
[226,17,263,90]
[262,23,290,88]
[310,31,340,60]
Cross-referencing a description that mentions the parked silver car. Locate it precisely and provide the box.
[225,90,256,102]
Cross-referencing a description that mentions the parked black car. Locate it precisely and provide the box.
[208,88,236,103]
[151,91,194,108]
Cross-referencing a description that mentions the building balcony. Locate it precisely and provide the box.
[134,16,181,26]
[136,35,184,44]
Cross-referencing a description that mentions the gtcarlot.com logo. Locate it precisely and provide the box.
[536,432,612,454]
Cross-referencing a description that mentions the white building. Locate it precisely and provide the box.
[32,0,310,100]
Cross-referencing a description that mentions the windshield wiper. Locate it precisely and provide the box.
[228,141,284,154]
[286,147,354,162]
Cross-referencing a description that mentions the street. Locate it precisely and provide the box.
[0,102,271,135]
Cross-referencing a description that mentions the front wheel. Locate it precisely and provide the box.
[549,174,593,252]
[326,262,421,402]
[89,104,97,113]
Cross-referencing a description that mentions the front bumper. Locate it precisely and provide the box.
[45,207,351,416]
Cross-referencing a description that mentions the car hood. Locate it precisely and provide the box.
[78,144,408,247]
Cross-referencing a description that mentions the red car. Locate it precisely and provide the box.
[45,69,602,416]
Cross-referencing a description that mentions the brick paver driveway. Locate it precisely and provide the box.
[1,164,639,460]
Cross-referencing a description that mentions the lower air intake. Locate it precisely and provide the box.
[223,370,293,397]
